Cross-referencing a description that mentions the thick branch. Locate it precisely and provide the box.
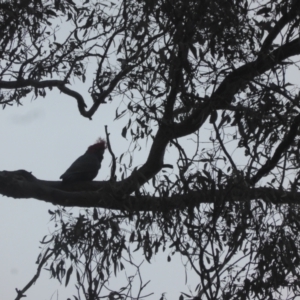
[173,39,300,138]
[118,125,170,194]
[260,8,298,55]
[1,170,299,211]
[251,114,300,184]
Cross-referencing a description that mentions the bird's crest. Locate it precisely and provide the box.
[88,137,107,151]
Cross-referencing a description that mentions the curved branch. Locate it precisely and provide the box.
[259,8,298,55]
[173,39,300,138]
[0,77,126,119]
[0,79,95,118]
[119,125,170,194]
[250,113,300,184]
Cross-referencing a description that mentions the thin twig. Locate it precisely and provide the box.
[15,249,53,300]
[105,125,117,181]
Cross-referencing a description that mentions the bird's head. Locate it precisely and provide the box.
[87,138,107,157]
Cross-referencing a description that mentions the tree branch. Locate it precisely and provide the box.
[15,249,53,300]
[118,125,170,194]
[259,9,298,55]
[250,113,300,184]
[105,125,117,181]
[173,39,300,138]
[0,79,95,118]
[1,170,299,211]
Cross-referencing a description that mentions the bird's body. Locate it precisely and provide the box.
[60,139,106,182]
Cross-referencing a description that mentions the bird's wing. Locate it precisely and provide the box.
[60,153,100,181]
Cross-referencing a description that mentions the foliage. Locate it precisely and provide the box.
[3,0,300,299]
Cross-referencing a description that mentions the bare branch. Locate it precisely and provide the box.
[105,125,117,182]
[15,249,53,300]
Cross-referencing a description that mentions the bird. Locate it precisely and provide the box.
[60,138,106,182]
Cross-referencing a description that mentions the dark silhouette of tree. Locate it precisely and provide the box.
[2,0,300,299]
